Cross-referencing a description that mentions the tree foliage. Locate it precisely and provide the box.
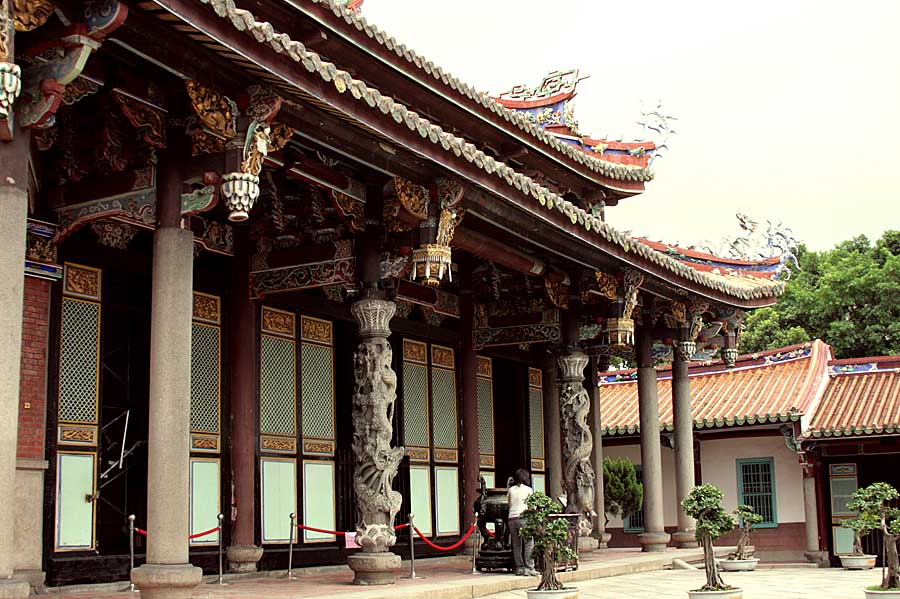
[731,504,763,560]
[682,485,735,591]
[742,232,900,359]
[846,482,900,590]
[602,457,643,519]
[521,492,576,591]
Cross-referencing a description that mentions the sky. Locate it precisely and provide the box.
[362,0,900,251]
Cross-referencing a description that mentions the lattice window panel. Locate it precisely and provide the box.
[403,362,429,447]
[831,476,858,517]
[476,377,494,455]
[59,298,100,424]
[739,460,776,525]
[430,368,457,449]
[190,323,220,433]
[529,388,544,459]
[301,343,334,440]
[259,335,296,436]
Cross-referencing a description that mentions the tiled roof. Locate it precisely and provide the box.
[637,239,784,280]
[804,357,900,438]
[599,341,830,436]
[303,0,656,184]
[194,0,783,303]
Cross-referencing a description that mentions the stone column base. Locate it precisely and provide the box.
[593,531,612,549]
[804,550,829,567]
[637,531,671,552]
[132,563,203,599]
[577,535,599,552]
[671,530,698,548]
[227,544,263,573]
[13,569,45,594]
[0,579,30,599]
[347,552,401,585]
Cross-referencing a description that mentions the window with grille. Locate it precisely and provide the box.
[829,463,858,518]
[737,458,777,527]
[623,466,644,532]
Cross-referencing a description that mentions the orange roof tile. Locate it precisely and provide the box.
[599,340,830,435]
[804,357,900,438]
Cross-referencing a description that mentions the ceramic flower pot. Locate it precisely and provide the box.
[687,588,743,599]
[718,558,759,572]
[526,588,580,599]
[840,555,877,570]
[864,589,900,599]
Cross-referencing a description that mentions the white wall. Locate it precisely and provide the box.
[603,443,679,528]
[602,433,806,528]
[699,435,805,523]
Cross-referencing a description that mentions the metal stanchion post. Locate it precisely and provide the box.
[217,513,227,585]
[470,512,481,575]
[403,513,422,579]
[123,514,138,592]
[285,513,297,579]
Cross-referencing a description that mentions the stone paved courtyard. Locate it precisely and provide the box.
[484,567,883,599]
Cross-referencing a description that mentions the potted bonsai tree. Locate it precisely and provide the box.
[603,457,643,535]
[846,483,900,597]
[521,492,580,599]
[682,485,741,599]
[720,505,763,572]
[841,507,878,570]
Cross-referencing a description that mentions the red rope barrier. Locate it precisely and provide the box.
[413,524,477,551]
[132,526,220,539]
[485,528,495,538]
[295,522,410,536]
[188,526,221,540]
[297,524,346,536]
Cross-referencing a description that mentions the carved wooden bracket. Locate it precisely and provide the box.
[12,0,126,138]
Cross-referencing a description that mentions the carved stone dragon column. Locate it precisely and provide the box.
[558,350,598,552]
[346,297,404,585]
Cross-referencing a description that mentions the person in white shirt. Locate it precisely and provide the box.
[507,468,538,576]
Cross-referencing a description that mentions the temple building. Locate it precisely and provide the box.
[599,340,900,568]
[0,1,785,597]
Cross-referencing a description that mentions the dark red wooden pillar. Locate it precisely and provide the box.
[226,228,262,570]
[459,255,480,532]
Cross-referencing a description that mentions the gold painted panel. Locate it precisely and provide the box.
[403,339,427,364]
[431,345,455,369]
[300,316,333,345]
[261,306,295,338]
[192,292,221,324]
[63,263,101,300]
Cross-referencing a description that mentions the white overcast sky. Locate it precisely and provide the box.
[362,0,900,251]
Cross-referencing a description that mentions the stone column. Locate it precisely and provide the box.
[0,128,32,599]
[636,329,670,552]
[459,258,480,545]
[671,340,698,548]
[346,297,404,585]
[543,355,563,501]
[802,467,827,565]
[588,356,611,549]
[131,159,202,599]
[559,351,598,552]
[226,230,263,572]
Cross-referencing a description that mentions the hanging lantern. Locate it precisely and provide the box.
[220,172,260,222]
[0,62,22,120]
[409,243,452,287]
[602,317,634,349]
